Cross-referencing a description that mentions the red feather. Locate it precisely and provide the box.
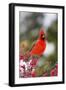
[30,39,46,56]
[30,28,46,56]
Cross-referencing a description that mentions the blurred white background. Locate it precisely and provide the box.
[0,0,66,90]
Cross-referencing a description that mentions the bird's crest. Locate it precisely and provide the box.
[39,27,45,36]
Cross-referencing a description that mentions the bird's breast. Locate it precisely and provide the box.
[30,40,46,56]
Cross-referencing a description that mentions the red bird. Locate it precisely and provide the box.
[24,28,46,60]
[30,28,46,57]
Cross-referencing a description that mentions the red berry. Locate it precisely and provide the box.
[50,68,58,76]
[31,69,36,77]
[30,59,38,67]
[20,55,24,60]
[50,69,55,76]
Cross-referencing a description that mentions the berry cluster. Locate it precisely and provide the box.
[19,55,58,78]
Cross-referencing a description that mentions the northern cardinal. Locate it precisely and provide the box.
[24,27,46,60]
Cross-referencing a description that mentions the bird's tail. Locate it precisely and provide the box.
[23,51,31,61]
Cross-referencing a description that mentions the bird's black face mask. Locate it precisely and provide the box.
[41,34,45,40]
